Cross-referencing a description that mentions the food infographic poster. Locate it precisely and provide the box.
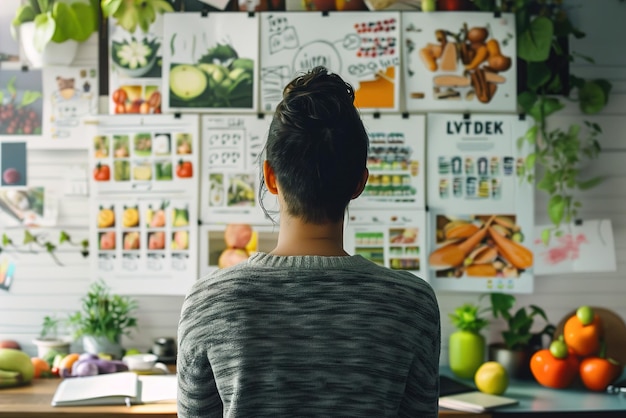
[353,114,425,210]
[0,69,43,141]
[42,66,98,148]
[108,16,165,115]
[533,219,617,275]
[259,11,401,113]
[162,12,259,113]
[344,209,427,280]
[200,115,277,225]
[426,113,534,293]
[403,12,516,112]
[89,115,199,194]
[92,196,198,295]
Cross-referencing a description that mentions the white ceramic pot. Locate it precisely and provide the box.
[82,335,124,359]
[32,338,71,359]
[19,22,78,68]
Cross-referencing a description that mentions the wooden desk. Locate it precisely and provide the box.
[1,377,484,418]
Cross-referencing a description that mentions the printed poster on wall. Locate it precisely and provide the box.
[0,68,43,142]
[108,16,165,115]
[89,114,199,295]
[402,12,517,113]
[426,113,534,293]
[162,12,259,113]
[353,113,425,210]
[200,114,277,225]
[259,11,401,113]
[344,209,427,280]
[41,66,98,149]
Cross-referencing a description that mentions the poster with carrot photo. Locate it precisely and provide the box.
[108,15,165,115]
[402,12,517,112]
[0,68,43,141]
[162,12,259,113]
[259,11,401,113]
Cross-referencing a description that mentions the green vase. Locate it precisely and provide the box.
[449,330,485,379]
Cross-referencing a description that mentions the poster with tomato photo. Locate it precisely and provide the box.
[402,12,517,113]
[344,209,427,280]
[92,196,198,295]
[200,114,277,225]
[88,114,198,194]
[352,113,425,210]
[162,12,259,113]
[259,11,401,113]
[0,68,43,141]
[41,66,98,149]
[108,16,165,115]
[426,113,534,293]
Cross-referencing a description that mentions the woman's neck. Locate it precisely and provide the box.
[269,214,348,257]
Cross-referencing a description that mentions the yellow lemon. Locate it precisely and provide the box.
[474,361,509,395]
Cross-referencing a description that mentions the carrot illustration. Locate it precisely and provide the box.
[488,226,533,269]
[429,215,495,269]
[465,263,497,277]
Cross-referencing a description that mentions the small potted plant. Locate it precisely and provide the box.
[67,280,138,359]
[11,0,100,68]
[484,293,555,379]
[32,315,71,359]
[448,302,489,379]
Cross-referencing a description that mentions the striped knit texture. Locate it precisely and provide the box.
[177,253,441,417]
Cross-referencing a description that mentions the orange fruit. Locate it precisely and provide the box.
[31,357,51,378]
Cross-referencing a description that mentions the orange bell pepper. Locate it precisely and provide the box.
[563,313,602,357]
[530,347,580,389]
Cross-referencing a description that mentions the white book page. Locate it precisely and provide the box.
[138,375,177,404]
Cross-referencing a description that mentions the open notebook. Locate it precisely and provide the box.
[439,391,519,413]
[51,372,177,407]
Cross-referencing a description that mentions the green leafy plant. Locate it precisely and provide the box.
[471,0,615,243]
[67,280,138,343]
[1,230,88,266]
[449,303,489,333]
[484,293,553,351]
[40,315,63,339]
[11,0,100,52]
[101,0,174,34]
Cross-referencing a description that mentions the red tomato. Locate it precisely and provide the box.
[176,161,193,178]
[530,347,580,389]
[93,163,111,181]
[580,357,623,391]
[563,313,602,357]
[112,88,128,105]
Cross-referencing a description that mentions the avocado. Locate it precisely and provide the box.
[169,64,208,101]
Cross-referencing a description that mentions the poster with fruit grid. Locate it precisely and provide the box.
[89,114,199,295]
[426,113,534,293]
[259,11,401,113]
[162,12,259,113]
[108,15,165,116]
[200,114,277,225]
[402,12,517,113]
[352,113,425,210]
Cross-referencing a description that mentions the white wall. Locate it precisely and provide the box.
[1,0,625,361]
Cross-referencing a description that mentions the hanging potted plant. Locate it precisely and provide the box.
[11,0,100,68]
[67,280,138,359]
[32,315,71,359]
[448,302,489,379]
[101,0,174,34]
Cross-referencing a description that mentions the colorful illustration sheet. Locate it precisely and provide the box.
[0,142,27,187]
[353,114,425,210]
[108,16,165,115]
[42,66,98,148]
[0,255,16,291]
[200,114,277,225]
[259,11,401,113]
[92,196,198,295]
[344,209,427,280]
[426,113,534,293]
[89,115,199,295]
[403,12,517,112]
[533,219,617,275]
[162,12,259,113]
[89,115,199,194]
[0,68,43,141]
[0,187,59,227]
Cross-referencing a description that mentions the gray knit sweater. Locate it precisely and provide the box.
[177,253,441,417]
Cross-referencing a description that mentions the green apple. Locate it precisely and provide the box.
[576,305,594,326]
[549,339,568,359]
[0,348,35,382]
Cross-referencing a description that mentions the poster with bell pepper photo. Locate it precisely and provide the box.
[108,16,165,115]
[162,12,259,113]
[41,66,98,149]
[0,68,43,141]
[352,113,425,210]
[259,11,400,113]
[88,114,199,194]
[344,209,427,280]
[92,196,198,295]
[402,12,516,112]
[200,114,278,225]
[426,113,534,293]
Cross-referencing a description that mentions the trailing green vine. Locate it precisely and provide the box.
[0,230,89,266]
